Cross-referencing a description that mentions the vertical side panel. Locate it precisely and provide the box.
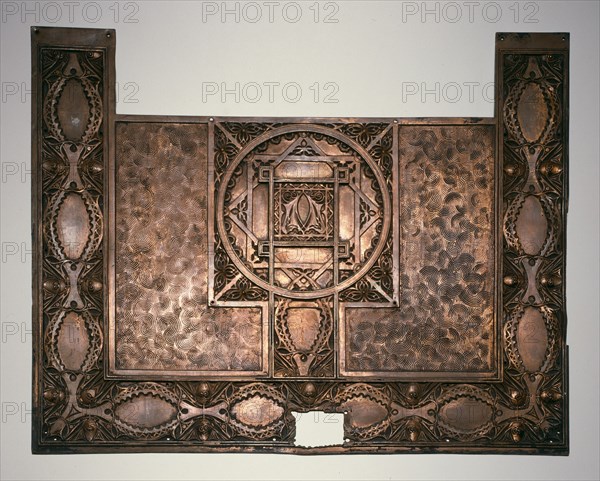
[31,27,114,452]
[497,32,569,452]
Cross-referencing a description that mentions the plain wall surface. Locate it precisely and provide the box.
[1,1,598,479]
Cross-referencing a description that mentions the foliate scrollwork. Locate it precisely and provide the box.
[339,123,389,149]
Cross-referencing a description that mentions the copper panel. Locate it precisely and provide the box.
[111,122,267,377]
[341,125,497,378]
[32,28,569,454]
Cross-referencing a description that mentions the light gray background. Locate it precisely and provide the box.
[1,1,598,480]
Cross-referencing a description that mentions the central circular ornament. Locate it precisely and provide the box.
[216,125,391,299]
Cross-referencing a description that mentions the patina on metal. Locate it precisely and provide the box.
[31,27,569,454]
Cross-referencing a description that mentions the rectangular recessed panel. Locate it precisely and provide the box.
[340,125,497,379]
[110,122,267,377]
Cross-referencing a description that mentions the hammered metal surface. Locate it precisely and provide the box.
[114,122,265,375]
[342,126,496,374]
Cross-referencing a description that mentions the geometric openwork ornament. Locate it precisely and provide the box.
[32,27,569,454]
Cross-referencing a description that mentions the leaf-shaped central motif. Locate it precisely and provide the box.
[282,192,324,234]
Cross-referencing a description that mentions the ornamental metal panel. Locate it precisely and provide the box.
[32,27,569,454]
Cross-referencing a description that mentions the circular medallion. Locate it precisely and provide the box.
[216,124,391,299]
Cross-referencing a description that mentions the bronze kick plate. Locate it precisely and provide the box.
[32,27,569,454]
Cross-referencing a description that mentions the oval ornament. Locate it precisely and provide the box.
[437,385,495,441]
[113,383,179,438]
[517,83,549,143]
[504,305,558,374]
[44,72,102,144]
[45,189,103,262]
[56,311,90,371]
[56,192,90,260]
[516,307,549,372]
[231,396,284,428]
[275,298,332,354]
[57,78,91,142]
[343,397,389,430]
[335,384,391,440]
[44,310,102,373]
[514,195,548,255]
[229,384,286,439]
[503,75,559,145]
[504,193,557,256]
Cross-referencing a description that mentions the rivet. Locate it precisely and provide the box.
[303,382,316,397]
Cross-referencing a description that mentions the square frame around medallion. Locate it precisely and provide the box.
[32,27,569,454]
